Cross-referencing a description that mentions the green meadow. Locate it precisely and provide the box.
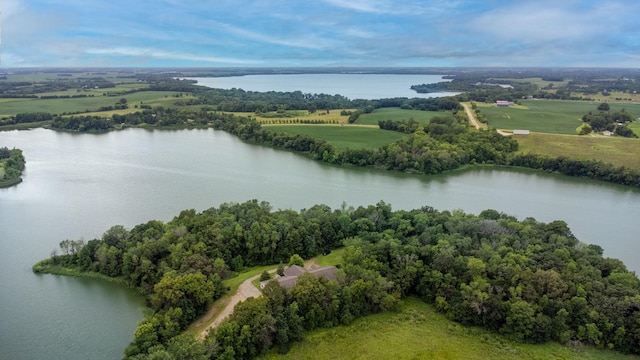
[515,133,640,171]
[259,297,637,360]
[0,91,192,117]
[265,125,407,150]
[357,107,451,125]
[478,100,640,135]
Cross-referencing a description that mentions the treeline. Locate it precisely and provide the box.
[49,107,223,131]
[36,201,640,358]
[0,112,54,127]
[510,154,640,187]
[0,147,26,187]
[0,78,116,95]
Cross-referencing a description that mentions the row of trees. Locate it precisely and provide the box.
[38,200,640,358]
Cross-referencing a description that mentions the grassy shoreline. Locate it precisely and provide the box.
[259,297,639,360]
[32,259,135,289]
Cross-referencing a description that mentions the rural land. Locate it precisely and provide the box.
[4,67,640,359]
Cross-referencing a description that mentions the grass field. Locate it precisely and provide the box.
[259,297,638,360]
[478,99,640,135]
[515,133,640,171]
[357,107,451,126]
[36,83,149,97]
[0,91,192,117]
[265,125,407,150]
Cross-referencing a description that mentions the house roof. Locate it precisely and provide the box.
[262,265,338,289]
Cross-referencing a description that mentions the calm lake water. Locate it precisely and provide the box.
[187,74,458,100]
[1,129,640,358]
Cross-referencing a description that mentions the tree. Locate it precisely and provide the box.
[260,271,271,282]
[277,263,285,276]
[288,254,304,267]
[597,102,610,111]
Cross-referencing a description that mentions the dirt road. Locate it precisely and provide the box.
[197,273,263,340]
[462,102,481,130]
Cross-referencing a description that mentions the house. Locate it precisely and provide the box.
[260,264,338,289]
[602,130,613,136]
[496,100,514,107]
[513,129,530,135]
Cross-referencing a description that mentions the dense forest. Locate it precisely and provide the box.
[0,147,25,187]
[34,200,640,359]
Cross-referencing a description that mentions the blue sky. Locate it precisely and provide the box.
[2,0,640,67]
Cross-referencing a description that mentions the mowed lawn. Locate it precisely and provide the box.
[259,297,637,360]
[479,99,640,135]
[266,125,407,150]
[516,132,640,171]
[0,91,191,117]
[357,107,452,126]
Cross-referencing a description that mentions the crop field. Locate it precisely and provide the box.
[259,297,635,360]
[585,91,640,103]
[265,125,407,150]
[515,132,640,171]
[478,99,640,135]
[357,107,451,125]
[496,77,571,88]
[36,83,149,97]
[226,109,351,125]
[0,91,192,117]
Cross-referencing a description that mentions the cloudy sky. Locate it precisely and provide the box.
[2,0,639,67]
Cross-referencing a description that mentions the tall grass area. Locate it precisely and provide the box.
[515,133,640,171]
[267,125,407,150]
[479,100,640,135]
[259,297,638,360]
[357,107,450,125]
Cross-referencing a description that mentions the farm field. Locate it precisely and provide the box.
[479,99,640,135]
[496,77,571,88]
[265,125,407,150]
[226,109,350,124]
[515,133,640,171]
[259,297,636,360]
[357,107,451,125]
[0,91,192,117]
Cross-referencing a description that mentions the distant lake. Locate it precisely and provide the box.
[186,74,458,100]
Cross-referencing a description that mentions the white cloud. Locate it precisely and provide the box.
[85,47,261,65]
[212,21,334,50]
[471,2,620,43]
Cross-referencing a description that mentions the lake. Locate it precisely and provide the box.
[1,130,640,359]
[186,74,458,100]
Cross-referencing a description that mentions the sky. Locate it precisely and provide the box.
[1,0,640,68]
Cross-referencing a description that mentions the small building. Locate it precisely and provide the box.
[513,129,530,135]
[602,130,613,136]
[496,100,514,107]
[260,264,338,289]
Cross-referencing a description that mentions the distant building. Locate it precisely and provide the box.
[496,100,514,107]
[260,264,338,289]
[602,130,613,136]
[513,129,530,135]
